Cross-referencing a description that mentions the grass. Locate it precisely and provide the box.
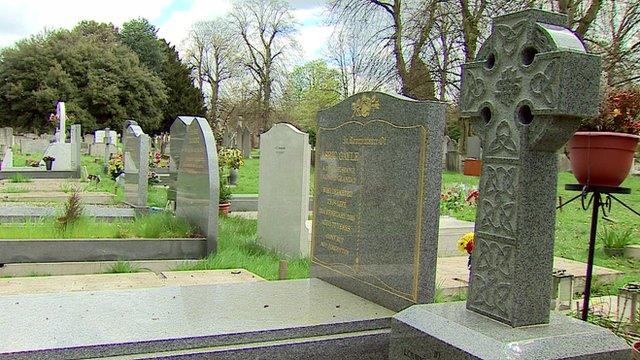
[0,212,194,239]
[0,185,29,193]
[177,216,310,280]
[229,157,315,195]
[106,261,141,274]
[12,151,43,167]
[9,173,32,183]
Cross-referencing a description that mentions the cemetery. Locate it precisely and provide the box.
[0,4,638,360]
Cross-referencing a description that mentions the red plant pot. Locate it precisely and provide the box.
[568,132,639,187]
[219,202,231,215]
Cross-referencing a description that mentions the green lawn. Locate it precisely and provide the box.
[0,212,193,239]
[176,216,309,280]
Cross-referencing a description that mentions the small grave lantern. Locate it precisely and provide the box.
[550,269,574,311]
[617,282,639,324]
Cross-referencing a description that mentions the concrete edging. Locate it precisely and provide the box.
[0,238,207,263]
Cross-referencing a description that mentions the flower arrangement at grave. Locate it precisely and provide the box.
[219,147,244,170]
[148,172,160,185]
[457,232,475,255]
[26,158,40,167]
[458,232,474,270]
[42,156,55,162]
[148,152,169,168]
[107,154,124,180]
[568,86,640,187]
[440,184,478,212]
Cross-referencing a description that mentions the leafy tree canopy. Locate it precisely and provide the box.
[0,21,167,133]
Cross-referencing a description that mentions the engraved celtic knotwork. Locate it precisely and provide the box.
[530,60,560,107]
[487,120,517,157]
[469,237,514,320]
[495,20,528,55]
[462,71,486,108]
[495,67,522,105]
[477,164,517,238]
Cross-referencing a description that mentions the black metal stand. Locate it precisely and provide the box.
[557,184,638,321]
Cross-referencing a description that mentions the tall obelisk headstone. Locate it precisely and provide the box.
[390,9,629,359]
[56,102,66,143]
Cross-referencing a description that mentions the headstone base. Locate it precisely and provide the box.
[390,302,630,360]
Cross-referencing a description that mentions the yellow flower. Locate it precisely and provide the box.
[612,108,622,117]
[457,232,475,253]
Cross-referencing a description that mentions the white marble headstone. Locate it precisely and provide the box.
[257,123,311,258]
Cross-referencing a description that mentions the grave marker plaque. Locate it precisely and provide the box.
[311,92,445,311]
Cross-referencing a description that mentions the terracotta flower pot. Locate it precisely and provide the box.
[633,340,640,360]
[568,132,639,187]
[219,202,231,215]
[463,158,482,177]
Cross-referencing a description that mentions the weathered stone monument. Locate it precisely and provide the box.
[465,135,481,159]
[311,91,445,311]
[390,9,630,359]
[90,129,117,159]
[123,121,150,207]
[70,124,81,174]
[175,117,219,253]
[257,123,311,258]
[0,145,12,170]
[0,127,13,147]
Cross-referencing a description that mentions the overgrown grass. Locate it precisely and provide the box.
[9,173,32,183]
[0,212,194,239]
[176,216,310,280]
[106,261,141,274]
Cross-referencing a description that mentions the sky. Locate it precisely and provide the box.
[0,0,332,62]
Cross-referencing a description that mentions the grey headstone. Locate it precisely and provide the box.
[465,135,481,158]
[311,92,445,311]
[0,127,13,147]
[70,124,81,173]
[123,121,150,207]
[103,127,111,165]
[445,137,461,172]
[390,10,628,359]
[257,123,311,258]
[241,127,252,158]
[175,117,219,254]
[167,116,196,203]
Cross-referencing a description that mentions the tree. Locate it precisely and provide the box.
[0,21,167,132]
[184,19,242,126]
[231,0,298,132]
[120,18,165,75]
[158,39,206,132]
[326,22,394,98]
[281,60,341,131]
[328,0,440,100]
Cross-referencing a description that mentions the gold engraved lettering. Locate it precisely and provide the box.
[321,174,357,184]
[322,187,353,198]
[321,151,337,160]
[325,234,345,243]
[337,151,359,161]
[326,198,347,208]
[318,208,356,222]
[320,241,350,255]
[321,220,352,233]
[343,136,386,146]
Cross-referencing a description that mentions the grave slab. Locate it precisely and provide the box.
[0,279,394,359]
[391,302,629,360]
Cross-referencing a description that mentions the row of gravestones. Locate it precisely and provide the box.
[163,9,624,358]
[0,11,627,358]
[222,125,253,158]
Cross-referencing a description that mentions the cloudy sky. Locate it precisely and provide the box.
[0,0,332,62]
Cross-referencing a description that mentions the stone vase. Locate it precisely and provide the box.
[44,159,54,171]
[228,168,238,186]
[568,132,640,187]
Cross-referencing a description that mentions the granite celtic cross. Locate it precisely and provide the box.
[460,10,601,327]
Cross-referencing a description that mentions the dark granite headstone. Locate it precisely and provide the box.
[390,9,629,359]
[175,117,219,253]
[311,91,445,311]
